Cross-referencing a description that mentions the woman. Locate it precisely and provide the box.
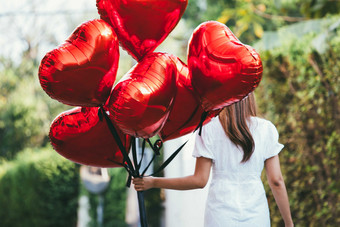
[133,93,294,227]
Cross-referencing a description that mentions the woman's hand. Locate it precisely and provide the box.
[132,177,154,191]
[132,157,212,191]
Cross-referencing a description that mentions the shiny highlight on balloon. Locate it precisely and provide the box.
[49,107,131,168]
[39,19,120,107]
[106,52,177,138]
[159,56,216,141]
[96,0,188,61]
[188,21,263,111]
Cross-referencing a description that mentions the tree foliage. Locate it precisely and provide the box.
[257,17,340,226]
[184,0,340,43]
[0,57,66,159]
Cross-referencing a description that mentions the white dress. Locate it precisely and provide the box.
[192,116,284,227]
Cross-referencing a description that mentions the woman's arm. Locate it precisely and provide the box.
[133,157,212,191]
[265,155,294,227]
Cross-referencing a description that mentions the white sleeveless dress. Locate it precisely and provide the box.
[192,116,284,227]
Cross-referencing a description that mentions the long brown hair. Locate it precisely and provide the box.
[218,93,257,162]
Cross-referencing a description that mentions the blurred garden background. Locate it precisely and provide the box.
[0,0,339,226]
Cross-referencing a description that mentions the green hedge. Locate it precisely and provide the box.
[0,148,80,227]
[256,21,340,226]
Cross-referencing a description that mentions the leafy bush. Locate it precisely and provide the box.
[0,148,80,227]
[256,19,340,226]
[0,58,66,160]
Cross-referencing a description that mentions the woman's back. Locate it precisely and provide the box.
[193,116,283,226]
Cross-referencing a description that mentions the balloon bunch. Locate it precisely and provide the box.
[38,1,263,226]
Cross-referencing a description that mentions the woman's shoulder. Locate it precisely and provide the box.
[205,115,221,128]
[201,116,224,136]
[250,116,278,131]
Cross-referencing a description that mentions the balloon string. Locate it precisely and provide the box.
[146,139,162,155]
[106,157,131,173]
[137,191,148,227]
[131,138,140,177]
[195,111,208,136]
[150,140,188,177]
[141,154,157,176]
[150,111,209,176]
[137,139,147,171]
[98,107,135,177]
[126,173,132,187]
[99,107,148,227]
[100,108,208,178]
[140,139,162,176]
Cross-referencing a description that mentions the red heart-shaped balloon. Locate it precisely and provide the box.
[39,19,119,107]
[188,21,263,111]
[96,0,188,61]
[49,107,131,168]
[159,56,212,141]
[106,52,177,138]
[159,56,221,141]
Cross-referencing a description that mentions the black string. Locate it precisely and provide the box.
[150,140,188,176]
[141,154,157,176]
[131,137,140,177]
[150,111,209,176]
[126,173,132,188]
[137,139,146,171]
[139,139,162,175]
[146,139,162,155]
[195,111,208,136]
[98,107,135,177]
[106,157,131,174]
[98,107,148,227]
[137,191,148,227]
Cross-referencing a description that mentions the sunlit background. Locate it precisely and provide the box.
[0,0,339,226]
